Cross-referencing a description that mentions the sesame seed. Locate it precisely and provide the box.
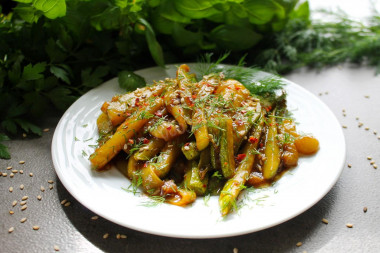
[355,117,359,120]
[342,125,347,129]
[10,173,14,178]
[318,93,322,96]
[378,136,380,140]
[9,211,14,215]
[20,201,27,206]
[19,170,23,174]
[32,226,40,230]
[346,223,353,228]
[54,245,60,251]
[7,166,12,170]
[12,170,18,173]
[37,195,42,200]
[48,180,54,184]
[347,164,352,168]
[8,227,14,233]
[233,248,239,253]
[358,123,363,127]
[103,233,109,239]
[116,234,121,239]
[20,184,24,190]
[29,173,33,177]
[12,200,17,207]
[370,161,375,165]
[2,172,7,177]
[49,185,53,190]
[342,109,346,112]
[43,128,50,132]
[363,207,368,213]
[120,234,127,239]
[343,113,346,117]
[374,164,378,169]
[9,187,13,192]
[19,161,25,164]
[40,186,45,192]
[322,218,329,224]
[367,156,372,160]
[91,216,99,220]
[296,242,303,247]
[21,205,27,211]
[364,95,370,98]
[20,217,27,223]
[325,91,328,94]
[60,199,67,205]
[64,202,71,207]
[374,131,378,135]
[22,196,28,201]
[365,127,370,130]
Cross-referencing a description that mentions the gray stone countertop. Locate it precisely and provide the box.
[1,65,380,253]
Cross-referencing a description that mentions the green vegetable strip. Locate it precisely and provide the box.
[183,160,208,196]
[219,111,264,216]
[219,117,235,179]
[262,110,281,180]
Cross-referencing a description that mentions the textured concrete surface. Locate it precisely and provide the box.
[1,65,380,253]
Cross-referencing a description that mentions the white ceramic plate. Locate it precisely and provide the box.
[52,64,346,238]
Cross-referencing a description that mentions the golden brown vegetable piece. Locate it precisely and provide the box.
[282,143,299,167]
[96,112,113,135]
[90,98,163,170]
[165,188,196,206]
[262,112,281,180]
[295,135,319,155]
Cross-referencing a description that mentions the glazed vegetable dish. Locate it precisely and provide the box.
[90,64,319,216]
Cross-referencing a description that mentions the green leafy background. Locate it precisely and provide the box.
[1,0,380,158]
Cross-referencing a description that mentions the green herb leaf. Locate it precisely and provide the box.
[0,142,11,159]
[22,63,46,81]
[118,71,146,91]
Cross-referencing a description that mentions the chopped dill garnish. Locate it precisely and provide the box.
[203,194,211,206]
[212,171,223,179]
[140,195,166,207]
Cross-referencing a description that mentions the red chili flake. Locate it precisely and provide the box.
[135,98,140,106]
[249,136,258,143]
[224,162,228,165]
[154,111,162,117]
[192,94,197,99]
[128,139,134,144]
[236,154,246,162]
[260,143,264,148]
[143,138,150,144]
[184,142,190,146]
[265,106,272,112]
[190,103,194,107]
[125,112,131,117]
[235,86,241,90]
[143,162,148,168]
[166,125,172,131]
[236,120,243,126]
